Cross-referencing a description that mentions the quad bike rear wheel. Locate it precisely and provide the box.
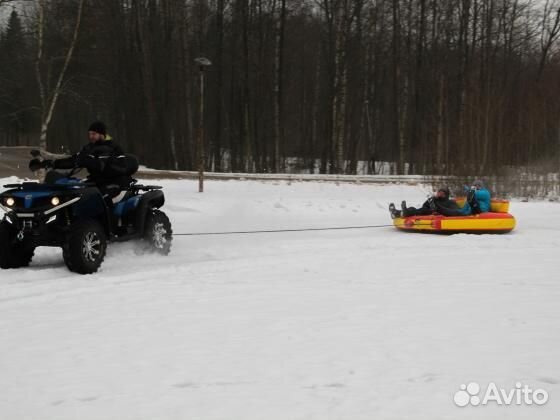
[63,220,107,274]
[144,210,172,255]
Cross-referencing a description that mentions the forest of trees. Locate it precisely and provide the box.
[1,0,560,175]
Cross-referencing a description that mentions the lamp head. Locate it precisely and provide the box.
[195,57,212,67]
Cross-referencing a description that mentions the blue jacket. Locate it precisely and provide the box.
[457,188,491,215]
[475,188,491,212]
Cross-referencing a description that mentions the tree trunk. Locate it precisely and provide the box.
[331,0,349,174]
[273,0,286,173]
[36,0,85,151]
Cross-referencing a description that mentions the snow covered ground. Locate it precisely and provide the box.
[0,178,559,420]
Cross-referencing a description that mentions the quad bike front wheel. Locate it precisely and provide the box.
[63,220,107,274]
[0,222,35,269]
[144,210,172,255]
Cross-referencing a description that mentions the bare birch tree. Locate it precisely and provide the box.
[35,0,85,151]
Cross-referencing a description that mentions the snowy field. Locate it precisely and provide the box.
[1,177,559,420]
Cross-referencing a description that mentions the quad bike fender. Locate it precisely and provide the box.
[135,190,165,235]
[70,187,113,236]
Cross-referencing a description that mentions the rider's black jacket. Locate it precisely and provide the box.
[53,139,132,189]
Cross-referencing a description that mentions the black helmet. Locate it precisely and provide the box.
[437,186,450,199]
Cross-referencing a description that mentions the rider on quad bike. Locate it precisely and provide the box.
[1,121,172,274]
[29,121,135,203]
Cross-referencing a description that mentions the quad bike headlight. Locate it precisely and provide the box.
[50,196,60,206]
[5,197,15,207]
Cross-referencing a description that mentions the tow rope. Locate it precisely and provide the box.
[174,224,393,236]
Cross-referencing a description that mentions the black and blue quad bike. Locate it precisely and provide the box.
[0,151,172,274]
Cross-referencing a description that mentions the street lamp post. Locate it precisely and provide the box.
[195,57,212,193]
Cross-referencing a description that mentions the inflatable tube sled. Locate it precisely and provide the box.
[393,199,516,234]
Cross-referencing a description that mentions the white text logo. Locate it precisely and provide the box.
[454,382,549,407]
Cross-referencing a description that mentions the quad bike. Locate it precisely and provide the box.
[0,150,172,274]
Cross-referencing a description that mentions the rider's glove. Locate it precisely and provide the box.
[29,159,53,172]
[29,158,41,172]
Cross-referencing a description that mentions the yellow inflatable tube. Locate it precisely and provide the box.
[393,199,516,234]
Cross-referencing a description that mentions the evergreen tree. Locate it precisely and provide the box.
[0,10,30,145]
